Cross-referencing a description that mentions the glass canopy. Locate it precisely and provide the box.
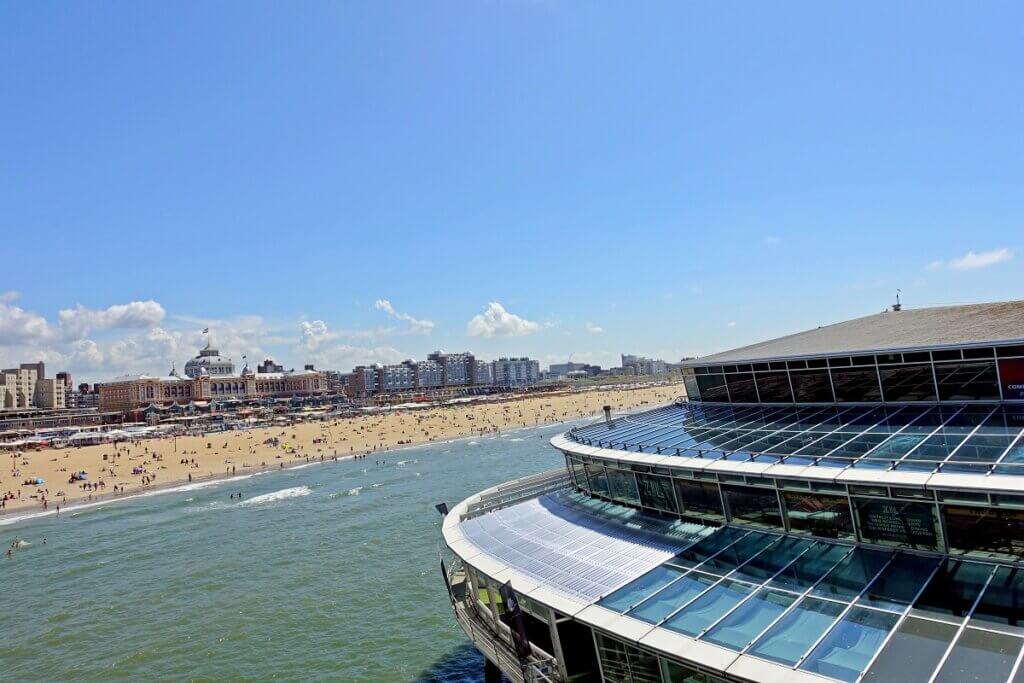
[570,402,1024,476]
[598,526,1024,683]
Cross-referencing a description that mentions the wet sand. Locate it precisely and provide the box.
[2,384,680,515]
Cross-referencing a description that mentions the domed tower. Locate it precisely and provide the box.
[184,333,235,378]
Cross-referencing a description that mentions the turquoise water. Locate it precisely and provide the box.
[0,423,570,681]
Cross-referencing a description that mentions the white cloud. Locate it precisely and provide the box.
[0,301,53,344]
[0,290,21,303]
[764,236,781,245]
[929,248,1013,271]
[727,321,738,327]
[59,300,166,339]
[949,248,1013,271]
[466,302,542,339]
[299,320,333,351]
[585,322,604,334]
[69,339,104,369]
[374,299,434,333]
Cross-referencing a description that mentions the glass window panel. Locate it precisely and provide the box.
[731,536,814,584]
[670,527,748,568]
[599,565,687,613]
[910,432,968,462]
[857,553,939,611]
[861,434,927,461]
[801,607,899,682]
[663,579,755,637]
[627,572,717,624]
[754,372,793,403]
[853,498,941,551]
[811,548,891,601]
[790,370,834,403]
[749,597,845,665]
[704,588,797,650]
[979,407,1024,434]
[584,463,610,497]
[722,485,784,529]
[782,491,855,540]
[831,367,882,402]
[880,363,937,402]
[673,479,725,523]
[701,532,778,575]
[863,617,958,683]
[970,566,1024,629]
[696,373,730,402]
[792,432,858,458]
[943,505,1024,562]
[606,468,641,505]
[635,473,678,513]
[913,560,993,620]
[948,433,1016,464]
[933,628,1023,683]
[769,543,850,592]
[726,372,759,403]
[663,660,721,683]
[832,433,893,458]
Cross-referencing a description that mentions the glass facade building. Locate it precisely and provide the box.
[440,302,1024,683]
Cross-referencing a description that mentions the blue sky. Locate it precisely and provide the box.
[2,2,1021,383]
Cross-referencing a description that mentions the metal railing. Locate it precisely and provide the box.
[462,468,571,520]
[448,563,560,683]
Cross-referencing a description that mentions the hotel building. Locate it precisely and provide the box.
[98,346,326,413]
[440,301,1024,683]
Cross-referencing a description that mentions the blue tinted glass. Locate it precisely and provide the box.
[863,434,926,460]
[801,607,899,682]
[599,565,685,613]
[663,579,755,637]
[704,589,796,650]
[627,572,716,624]
[811,548,891,601]
[750,597,845,665]
[731,537,814,584]
[858,553,940,611]
[702,532,777,575]
[769,544,850,592]
[670,527,748,568]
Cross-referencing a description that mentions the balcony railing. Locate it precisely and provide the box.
[462,468,571,520]
[448,563,561,683]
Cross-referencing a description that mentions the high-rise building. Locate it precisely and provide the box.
[0,362,65,410]
[491,357,540,386]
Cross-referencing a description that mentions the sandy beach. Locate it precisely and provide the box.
[2,384,679,515]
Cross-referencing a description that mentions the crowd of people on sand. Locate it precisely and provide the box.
[0,385,677,515]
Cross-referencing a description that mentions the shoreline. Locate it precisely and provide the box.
[2,384,680,522]
[0,403,638,527]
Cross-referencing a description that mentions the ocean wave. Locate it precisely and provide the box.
[237,486,311,506]
[509,438,524,442]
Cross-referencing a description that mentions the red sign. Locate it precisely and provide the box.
[999,358,1024,401]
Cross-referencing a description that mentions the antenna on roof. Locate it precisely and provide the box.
[892,289,902,312]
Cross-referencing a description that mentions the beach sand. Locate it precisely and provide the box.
[1,384,680,514]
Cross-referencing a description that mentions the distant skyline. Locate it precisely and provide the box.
[2,2,1021,383]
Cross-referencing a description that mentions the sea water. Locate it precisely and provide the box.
[0,422,573,681]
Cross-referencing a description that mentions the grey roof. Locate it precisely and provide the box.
[690,300,1024,364]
